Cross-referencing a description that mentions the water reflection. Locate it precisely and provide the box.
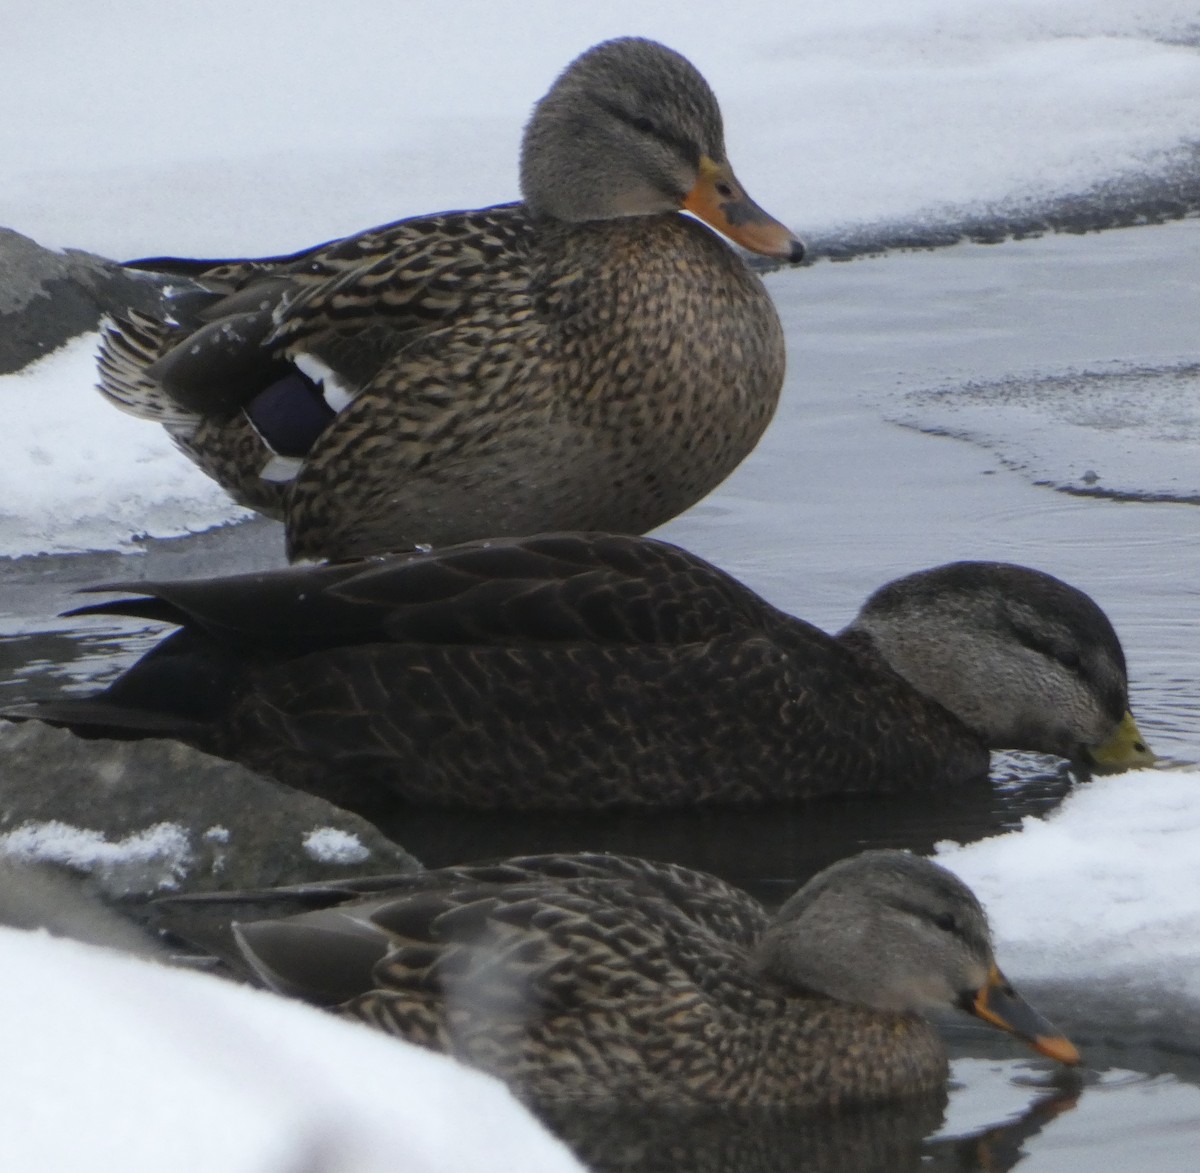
[0,629,146,699]
[381,766,1074,902]
[928,1085,1079,1173]
[538,1081,1078,1173]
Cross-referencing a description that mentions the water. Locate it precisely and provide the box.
[1,219,1198,1168]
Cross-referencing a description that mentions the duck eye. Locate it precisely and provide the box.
[933,912,957,933]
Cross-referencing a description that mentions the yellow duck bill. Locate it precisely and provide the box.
[1086,710,1156,773]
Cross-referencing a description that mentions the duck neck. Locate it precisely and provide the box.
[835,626,969,730]
[834,625,898,672]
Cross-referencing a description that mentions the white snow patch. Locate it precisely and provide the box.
[937,767,1200,1004]
[0,334,249,554]
[0,926,583,1173]
[203,825,232,875]
[0,819,192,889]
[4,2,1200,256]
[302,826,372,865]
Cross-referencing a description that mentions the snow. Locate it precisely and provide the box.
[938,767,1200,1011]
[0,334,250,556]
[3,2,1199,256]
[0,925,583,1173]
[303,826,371,865]
[0,820,192,889]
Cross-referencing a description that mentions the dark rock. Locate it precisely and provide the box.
[0,227,180,375]
[0,722,421,898]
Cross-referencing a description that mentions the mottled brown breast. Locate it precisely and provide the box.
[282,209,785,559]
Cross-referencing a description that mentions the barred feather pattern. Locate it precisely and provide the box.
[95,310,290,516]
[317,854,947,1109]
[96,310,198,428]
[280,209,783,561]
[97,200,785,560]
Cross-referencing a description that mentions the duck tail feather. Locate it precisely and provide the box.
[0,699,207,742]
[95,311,201,428]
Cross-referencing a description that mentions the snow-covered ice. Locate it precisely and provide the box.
[0,925,583,1173]
[897,361,1200,503]
[0,334,251,556]
[4,1,1200,256]
[939,767,1200,1019]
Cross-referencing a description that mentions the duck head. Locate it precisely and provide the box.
[520,37,805,262]
[755,850,1080,1065]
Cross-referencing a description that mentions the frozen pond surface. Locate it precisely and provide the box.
[1,218,1198,1170]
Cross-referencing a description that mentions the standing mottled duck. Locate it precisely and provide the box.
[226,850,1080,1109]
[5,533,1154,813]
[99,38,803,561]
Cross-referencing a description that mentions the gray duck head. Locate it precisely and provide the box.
[754,850,1079,1065]
[841,561,1154,771]
[520,37,804,262]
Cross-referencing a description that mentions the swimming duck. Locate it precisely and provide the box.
[226,849,1080,1109]
[99,38,803,561]
[6,533,1153,812]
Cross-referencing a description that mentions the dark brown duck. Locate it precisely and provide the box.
[6,533,1153,813]
[98,38,803,561]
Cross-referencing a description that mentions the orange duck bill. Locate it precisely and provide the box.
[962,964,1080,1066]
[683,156,805,263]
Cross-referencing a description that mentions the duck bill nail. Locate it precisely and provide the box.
[1087,710,1156,773]
[683,157,805,262]
[969,965,1081,1066]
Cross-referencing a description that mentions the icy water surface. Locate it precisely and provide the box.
[1,220,1198,1169]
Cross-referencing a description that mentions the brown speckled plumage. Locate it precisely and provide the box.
[226,850,1074,1109]
[6,533,1151,813]
[96,38,801,561]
